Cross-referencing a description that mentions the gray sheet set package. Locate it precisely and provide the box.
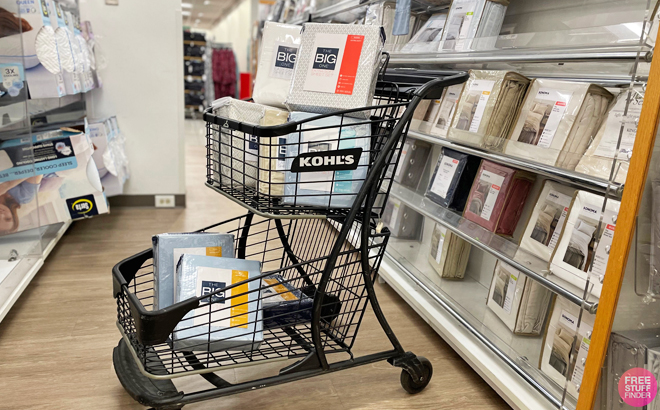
[392,138,431,189]
[382,197,424,240]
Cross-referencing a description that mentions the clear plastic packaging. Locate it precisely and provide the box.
[426,147,481,212]
[258,110,290,197]
[253,22,302,109]
[441,0,508,51]
[419,83,465,138]
[401,12,448,53]
[393,138,431,190]
[382,197,424,239]
[428,222,471,279]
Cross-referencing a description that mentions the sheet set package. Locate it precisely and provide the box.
[428,223,471,279]
[261,274,313,328]
[258,110,290,197]
[441,0,509,52]
[486,260,553,335]
[400,12,448,53]
[252,22,302,109]
[518,181,577,264]
[576,88,643,184]
[392,138,431,190]
[211,98,288,189]
[540,295,595,400]
[285,23,385,119]
[549,191,620,298]
[426,148,481,212]
[382,197,424,239]
[505,79,614,170]
[419,84,466,138]
[606,329,660,410]
[174,255,262,352]
[446,70,530,151]
[152,232,235,309]
[366,2,418,52]
[463,161,535,235]
[283,112,370,208]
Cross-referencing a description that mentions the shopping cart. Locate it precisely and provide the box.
[112,64,469,409]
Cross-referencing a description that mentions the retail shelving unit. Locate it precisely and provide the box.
[184,32,208,118]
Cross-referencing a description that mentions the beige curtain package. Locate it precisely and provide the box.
[427,223,471,279]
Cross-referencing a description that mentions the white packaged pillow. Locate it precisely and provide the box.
[549,191,620,298]
[253,22,302,109]
[35,26,61,74]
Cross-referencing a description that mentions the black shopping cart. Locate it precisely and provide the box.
[112,62,468,409]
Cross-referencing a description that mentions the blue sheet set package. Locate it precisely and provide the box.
[152,232,235,309]
[174,255,263,352]
[261,274,313,328]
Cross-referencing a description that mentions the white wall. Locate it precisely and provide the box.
[79,0,185,196]
[209,0,257,74]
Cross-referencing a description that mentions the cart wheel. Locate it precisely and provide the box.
[400,356,433,394]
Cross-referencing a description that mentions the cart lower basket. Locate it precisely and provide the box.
[112,213,433,409]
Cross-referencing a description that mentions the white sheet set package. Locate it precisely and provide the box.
[576,87,643,184]
[540,296,595,400]
[174,255,263,352]
[550,191,620,298]
[441,0,509,51]
[401,12,448,53]
[487,261,553,336]
[152,233,235,310]
[518,181,577,265]
[285,23,385,118]
[428,223,471,279]
[418,83,465,138]
[211,98,288,189]
[283,112,370,208]
[505,79,614,170]
[252,22,302,109]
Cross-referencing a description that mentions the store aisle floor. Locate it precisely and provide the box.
[0,121,510,410]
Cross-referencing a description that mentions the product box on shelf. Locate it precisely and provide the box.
[426,148,481,212]
[0,128,108,237]
[382,197,424,240]
[392,138,431,190]
[441,0,509,51]
[486,260,554,335]
[418,83,465,138]
[174,254,263,352]
[427,222,471,279]
[400,12,448,53]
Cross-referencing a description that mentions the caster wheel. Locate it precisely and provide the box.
[400,356,433,394]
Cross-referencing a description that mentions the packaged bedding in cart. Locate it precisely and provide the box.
[283,112,371,208]
[261,274,313,328]
[174,254,263,352]
[152,232,234,309]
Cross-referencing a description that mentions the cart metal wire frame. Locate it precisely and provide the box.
[112,71,469,410]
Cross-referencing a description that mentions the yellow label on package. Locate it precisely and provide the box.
[230,270,249,328]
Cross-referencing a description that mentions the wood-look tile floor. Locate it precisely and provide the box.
[0,121,510,410]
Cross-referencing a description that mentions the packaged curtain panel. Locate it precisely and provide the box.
[261,274,313,328]
[152,232,234,310]
[606,329,660,410]
[211,98,287,189]
[258,109,290,197]
[486,260,553,335]
[400,12,448,53]
[518,181,577,264]
[505,79,614,170]
[174,255,263,352]
[540,295,595,400]
[441,0,509,52]
[382,197,424,239]
[0,129,108,237]
[285,23,385,119]
[428,223,471,279]
[252,22,302,109]
[447,70,530,151]
[426,148,481,212]
[392,138,431,190]
[418,83,465,138]
[366,2,418,52]
[283,112,370,208]
[463,160,535,236]
[549,190,620,298]
[576,87,643,184]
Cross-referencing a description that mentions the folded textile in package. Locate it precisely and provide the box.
[392,138,431,190]
[419,84,465,138]
[447,70,530,151]
[366,1,418,52]
[575,87,643,184]
[464,160,535,235]
[426,148,481,212]
[211,98,288,189]
[285,23,385,118]
[283,112,371,208]
[152,232,234,309]
[540,296,595,401]
[401,12,448,53]
[258,109,290,197]
[382,197,424,239]
[428,223,470,279]
[441,0,509,52]
[174,255,263,352]
[252,22,302,109]
[505,79,614,170]
[518,181,577,265]
[487,261,553,335]
[549,190,620,298]
[261,274,313,328]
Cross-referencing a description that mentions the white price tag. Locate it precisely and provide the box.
[468,80,496,132]
[430,155,460,199]
[479,170,505,221]
[571,322,593,387]
[503,271,518,313]
[454,3,477,51]
[546,190,573,251]
[534,88,573,148]
[590,210,617,278]
[2,66,20,89]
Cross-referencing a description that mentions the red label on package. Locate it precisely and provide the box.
[334,35,364,95]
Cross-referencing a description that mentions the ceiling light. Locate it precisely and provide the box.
[203,0,211,4]
[182,10,191,16]
[182,3,193,8]
[195,18,201,23]
[198,12,204,16]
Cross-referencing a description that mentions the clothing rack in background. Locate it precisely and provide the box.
[210,42,238,100]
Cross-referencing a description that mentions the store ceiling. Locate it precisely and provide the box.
[182,0,240,29]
